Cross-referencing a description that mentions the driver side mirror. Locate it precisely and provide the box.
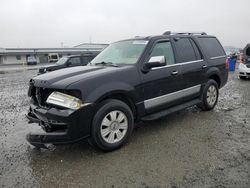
[144,56,166,69]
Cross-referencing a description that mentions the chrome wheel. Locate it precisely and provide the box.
[206,85,217,106]
[100,110,128,144]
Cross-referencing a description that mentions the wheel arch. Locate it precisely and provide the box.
[84,81,138,120]
[96,91,137,121]
[206,68,222,88]
[208,74,221,88]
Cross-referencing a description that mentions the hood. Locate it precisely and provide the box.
[33,65,119,89]
[39,64,58,69]
[39,64,59,72]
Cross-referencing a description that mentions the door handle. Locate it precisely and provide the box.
[171,71,178,75]
[202,65,207,69]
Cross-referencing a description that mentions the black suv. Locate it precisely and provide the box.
[38,54,97,74]
[26,32,228,151]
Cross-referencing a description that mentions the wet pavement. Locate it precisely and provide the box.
[0,63,51,74]
[0,70,249,188]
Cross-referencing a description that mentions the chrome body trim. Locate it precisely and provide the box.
[151,59,204,70]
[210,55,226,60]
[179,59,204,65]
[144,85,201,109]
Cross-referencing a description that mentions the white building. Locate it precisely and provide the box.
[0,43,108,65]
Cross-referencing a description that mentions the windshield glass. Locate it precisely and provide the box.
[91,40,148,65]
[56,57,68,65]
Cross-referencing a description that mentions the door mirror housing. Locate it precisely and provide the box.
[144,56,166,69]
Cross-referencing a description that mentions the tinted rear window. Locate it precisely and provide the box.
[198,37,225,58]
[173,38,197,63]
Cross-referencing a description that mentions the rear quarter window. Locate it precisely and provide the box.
[198,37,225,58]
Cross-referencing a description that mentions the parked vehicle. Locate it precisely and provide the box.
[48,53,59,63]
[239,44,250,79]
[38,54,97,74]
[27,56,37,65]
[26,31,228,151]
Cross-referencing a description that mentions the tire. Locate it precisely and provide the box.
[89,99,134,151]
[198,79,219,111]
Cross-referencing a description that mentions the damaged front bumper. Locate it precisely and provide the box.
[26,103,95,148]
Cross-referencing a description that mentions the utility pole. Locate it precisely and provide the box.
[89,36,92,44]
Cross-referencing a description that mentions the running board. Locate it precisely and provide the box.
[141,99,201,121]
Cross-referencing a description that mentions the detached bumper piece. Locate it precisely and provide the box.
[26,103,94,148]
[26,132,79,149]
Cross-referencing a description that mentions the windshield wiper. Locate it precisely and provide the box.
[95,61,119,67]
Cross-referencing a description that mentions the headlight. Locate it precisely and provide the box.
[46,91,82,110]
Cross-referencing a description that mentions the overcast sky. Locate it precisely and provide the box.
[0,0,249,48]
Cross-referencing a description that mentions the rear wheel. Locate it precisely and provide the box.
[198,80,219,111]
[89,99,134,151]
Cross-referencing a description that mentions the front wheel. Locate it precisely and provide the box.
[198,80,219,111]
[89,99,134,151]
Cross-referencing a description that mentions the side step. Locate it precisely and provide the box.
[141,99,201,121]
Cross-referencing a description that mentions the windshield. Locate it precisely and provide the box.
[91,40,148,65]
[56,57,68,65]
[28,56,36,61]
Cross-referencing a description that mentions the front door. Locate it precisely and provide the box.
[140,40,184,114]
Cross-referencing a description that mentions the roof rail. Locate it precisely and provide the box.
[163,31,207,35]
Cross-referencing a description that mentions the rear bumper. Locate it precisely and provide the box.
[27,62,37,65]
[26,103,95,147]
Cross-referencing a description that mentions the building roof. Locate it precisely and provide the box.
[0,43,108,55]
[74,43,108,48]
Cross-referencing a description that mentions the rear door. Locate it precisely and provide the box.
[140,40,184,114]
[172,37,206,101]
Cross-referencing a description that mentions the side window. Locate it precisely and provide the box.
[82,56,94,64]
[150,41,175,65]
[174,38,197,63]
[81,56,89,64]
[68,57,81,65]
[189,39,202,60]
[198,37,225,58]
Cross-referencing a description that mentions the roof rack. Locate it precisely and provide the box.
[163,31,207,35]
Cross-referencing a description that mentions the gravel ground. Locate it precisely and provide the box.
[0,70,249,188]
